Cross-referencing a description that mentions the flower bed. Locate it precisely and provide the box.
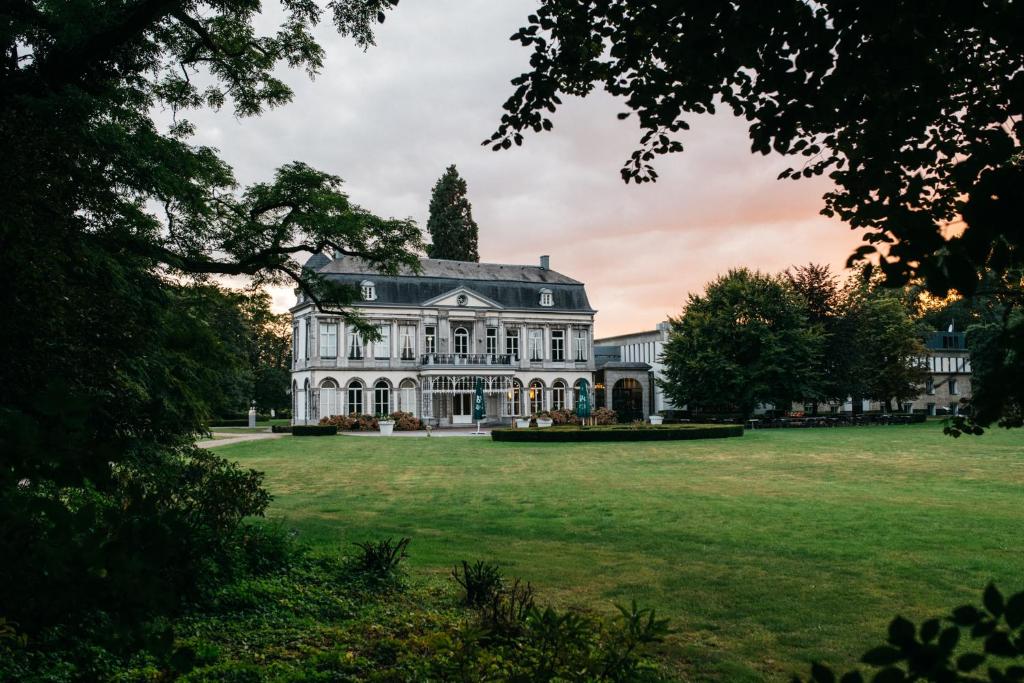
[491,423,743,442]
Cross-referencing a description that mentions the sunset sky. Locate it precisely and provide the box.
[176,0,866,337]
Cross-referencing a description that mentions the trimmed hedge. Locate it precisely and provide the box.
[291,425,337,436]
[271,425,292,433]
[491,424,743,442]
[208,418,251,427]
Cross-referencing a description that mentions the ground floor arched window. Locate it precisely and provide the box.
[612,378,644,422]
[551,380,566,410]
[374,380,391,416]
[347,380,364,415]
[320,379,339,418]
[504,379,522,416]
[399,378,417,416]
[529,380,544,414]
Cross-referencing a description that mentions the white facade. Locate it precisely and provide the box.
[290,256,597,426]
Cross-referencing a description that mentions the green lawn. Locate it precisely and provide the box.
[213,424,1024,681]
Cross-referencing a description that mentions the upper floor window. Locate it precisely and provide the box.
[486,327,498,355]
[574,328,588,361]
[292,325,299,363]
[400,325,415,360]
[528,329,543,361]
[319,321,338,358]
[424,325,436,354]
[348,329,363,359]
[454,327,470,355]
[551,329,565,361]
[361,280,376,301]
[926,376,935,395]
[505,328,519,359]
[304,319,311,358]
[539,288,553,307]
[949,378,959,395]
[374,324,391,358]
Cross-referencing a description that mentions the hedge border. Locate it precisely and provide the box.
[291,425,337,437]
[490,424,743,442]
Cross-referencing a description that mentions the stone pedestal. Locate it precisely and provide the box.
[248,407,257,428]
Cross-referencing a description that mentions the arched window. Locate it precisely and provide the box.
[529,380,544,415]
[301,379,310,421]
[539,288,553,307]
[347,380,364,415]
[399,378,417,416]
[612,378,644,422]
[454,326,469,355]
[320,379,339,418]
[505,379,522,417]
[374,380,391,416]
[360,280,376,301]
[551,380,566,411]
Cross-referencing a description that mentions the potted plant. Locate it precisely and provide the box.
[535,411,553,428]
[649,412,664,425]
[377,414,395,436]
[515,416,532,429]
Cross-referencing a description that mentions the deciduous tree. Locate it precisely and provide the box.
[659,269,821,419]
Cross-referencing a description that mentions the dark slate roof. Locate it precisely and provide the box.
[593,345,621,367]
[925,331,967,351]
[303,254,594,312]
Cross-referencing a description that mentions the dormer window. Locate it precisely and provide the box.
[360,280,376,301]
[539,288,553,307]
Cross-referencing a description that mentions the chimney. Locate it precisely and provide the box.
[539,255,550,270]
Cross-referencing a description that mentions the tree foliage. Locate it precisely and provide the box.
[0,0,418,636]
[490,1,1024,430]
[659,269,822,419]
[795,583,1024,683]
[426,164,480,262]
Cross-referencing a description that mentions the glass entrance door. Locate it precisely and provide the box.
[452,393,473,424]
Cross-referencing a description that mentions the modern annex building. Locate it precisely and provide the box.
[289,254,650,426]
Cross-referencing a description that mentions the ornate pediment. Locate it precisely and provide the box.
[422,287,503,309]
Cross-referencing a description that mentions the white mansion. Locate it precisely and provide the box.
[290,253,638,425]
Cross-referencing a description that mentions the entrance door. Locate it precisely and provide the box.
[612,378,644,422]
[452,393,473,424]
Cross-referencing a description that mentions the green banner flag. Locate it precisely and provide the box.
[576,379,591,418]
[473,377,486,420]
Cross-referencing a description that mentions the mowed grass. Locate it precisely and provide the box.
[214,424,1024,681]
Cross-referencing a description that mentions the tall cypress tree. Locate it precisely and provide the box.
[426,165,480,261]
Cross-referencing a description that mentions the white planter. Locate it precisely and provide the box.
[537,418,553,428]
[649,415,664,425]
[378,421,395,436]
[515,418,531,428]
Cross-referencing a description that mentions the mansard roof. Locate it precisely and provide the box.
[303,254,594,312]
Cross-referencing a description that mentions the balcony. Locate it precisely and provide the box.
[420,353,514,367]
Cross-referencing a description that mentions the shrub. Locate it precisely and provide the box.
[207,418,250,428]
[291,425,337,436]
[351,537,410,581]
[478,577,536,638]
[320,414,356,430]
[390,411,422,431]
[549,409,579,425]
[592,407,618,424]
[452,560,504,607]
[354,414,379,431]
[794,583,1024,683]
[491,424,743,442]
[270,424,291,433]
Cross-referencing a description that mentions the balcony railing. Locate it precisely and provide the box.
[420,353,514,367]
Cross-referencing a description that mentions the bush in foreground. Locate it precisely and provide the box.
[795,583,1024,683]
[0,535,672,682]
